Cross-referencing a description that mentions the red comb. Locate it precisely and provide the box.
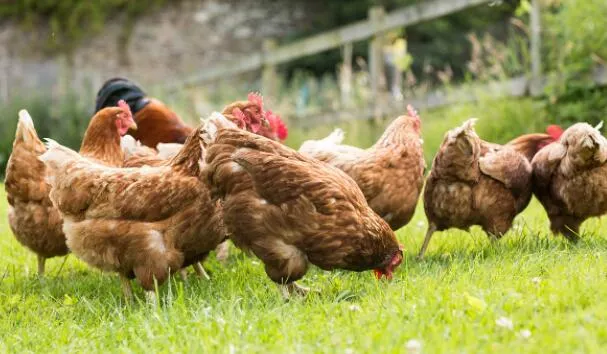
[247,92,264,111]
[546,125,563,140]
[232,108,247,129]
[406,104,419,119]
[265,110,288,141]
[117,99,132,116]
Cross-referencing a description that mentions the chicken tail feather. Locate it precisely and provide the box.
[15,109,41,145]
[325,128,345,145]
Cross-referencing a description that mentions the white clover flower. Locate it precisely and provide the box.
[519,329,532,339]
[406,339,422,354]
[496,316,514,330]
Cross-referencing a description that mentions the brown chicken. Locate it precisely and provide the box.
[299,105,425,230]
[117,94,280,266]
[40,125,226,301]
[418,119,534,258]
[531,122,607,242]
[4,102,136,275]
[96,77,193,147]
[120,93,285,169]
[201,113,403,298]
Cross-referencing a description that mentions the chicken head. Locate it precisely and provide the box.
[373,245,404,280]
[116,99,137,136]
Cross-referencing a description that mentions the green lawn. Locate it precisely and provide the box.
[1,185,607,353]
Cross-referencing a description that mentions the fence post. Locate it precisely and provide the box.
[368,6,386,122]
[530,0,542,96]
[262,39,278,99]
[340,43,353,107]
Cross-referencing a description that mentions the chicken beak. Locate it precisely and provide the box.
[129,121,138,131]
[373,269,384,280]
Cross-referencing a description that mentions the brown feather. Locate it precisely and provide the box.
[5,107,136,268]
[531,123,607,241]
[129,99,193,147]
[202,123,400,285]
[42,128,226,291]
[424,119,532,238]
[299,114,425,230]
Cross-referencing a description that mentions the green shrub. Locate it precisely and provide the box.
[541,0,607,125]
[0,92,92,179]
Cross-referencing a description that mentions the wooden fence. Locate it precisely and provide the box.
[161,0,603,128]
[163,0,495,93]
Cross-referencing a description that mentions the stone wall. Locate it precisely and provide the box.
[0,0,309,99]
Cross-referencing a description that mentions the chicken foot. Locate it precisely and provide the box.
[215,241,230,264]
[277,282,310,299]
[145,291,157,306]
[417,224,437,259]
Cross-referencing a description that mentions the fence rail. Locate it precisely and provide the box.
[163,0,492,91]
[293,67,607,129]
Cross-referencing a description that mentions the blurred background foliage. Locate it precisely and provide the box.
[0,0,175,55]
[0,0,606,176]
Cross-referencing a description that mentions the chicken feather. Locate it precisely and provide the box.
[531,122,607,242]
[4,104,136,275]
[299,107,425,230]
[419,118,532,258]
[40,127,226,299]
[201,113,402,297]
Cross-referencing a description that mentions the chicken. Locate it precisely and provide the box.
[299,105,424,230]
[39,125,226,301]
[4,102,136,275]
[217,92,288,142]
[116,94,285,269]
[201,113,403,298]
[96,77,193,147]
[531,122,607,242]
[4,111,65,276]
[97,79,289,146]
[418,119,533,258]
[120,93,288,170]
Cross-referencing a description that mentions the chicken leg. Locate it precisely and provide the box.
[145,291,157,306]
[37,255,46,276]
[550,215,582,243]
[417,224,437,259]
[120,275,133,303]
[193,262,211,280]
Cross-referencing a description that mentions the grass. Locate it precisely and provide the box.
[2,184,607,353]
